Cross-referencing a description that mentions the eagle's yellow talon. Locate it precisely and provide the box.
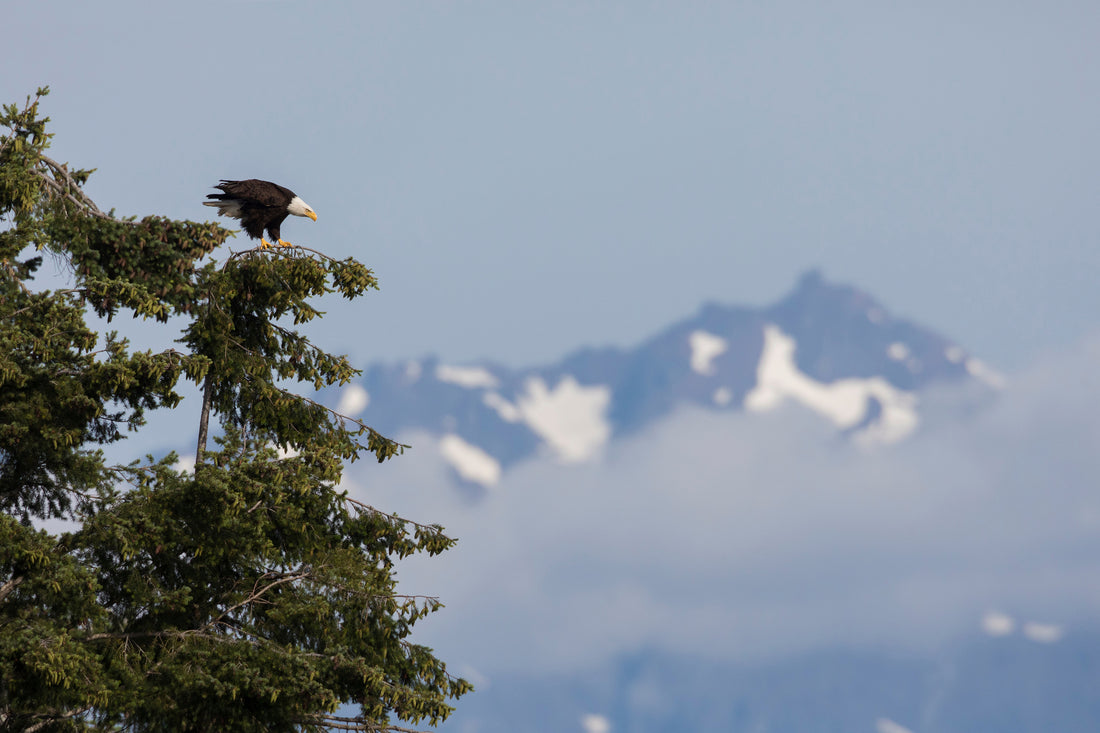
[278,239,293,248]
[260,238,272,249]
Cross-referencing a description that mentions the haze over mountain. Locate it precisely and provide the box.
[327,272,1100,732]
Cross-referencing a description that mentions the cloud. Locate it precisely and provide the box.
[349,334,1100,675]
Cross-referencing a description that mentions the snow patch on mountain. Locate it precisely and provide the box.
[982,611,1015,636]
[483,392,522,423]
[980,613,1063,643]
[581,714,611,733]
[744,325,919,444]
[965,357,1007,389]
[1023,622,1063,643]
[887,342,910,361]
[336,384,370,416]
[855,392,919,446]
[439,434,502,487]
[689,330,728,375]
[875,719,914,733]
[516,376,611,462]
[436,364,500,389]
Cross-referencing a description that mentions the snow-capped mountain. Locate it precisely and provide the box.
[334,270,1001,487]
[328,270,1099,733]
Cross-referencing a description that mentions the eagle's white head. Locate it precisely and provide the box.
[288,196,318,221]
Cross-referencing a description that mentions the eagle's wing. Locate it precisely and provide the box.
[216,180,295,208]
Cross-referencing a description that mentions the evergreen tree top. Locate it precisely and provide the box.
[1,88,470,732]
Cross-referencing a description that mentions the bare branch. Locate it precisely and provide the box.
[309,715,431,733]
[0,576,24,603]
[0,261,31,294]
[195,373,214,465]
[87,629,196,642]
[225,243,340,265]
[207,568,312,627]
[38,154,110,218]
[30,166,111,220]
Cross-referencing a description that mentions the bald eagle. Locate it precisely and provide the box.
[203,179,317,249]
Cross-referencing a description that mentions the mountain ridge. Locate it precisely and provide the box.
[334,270,1002,487]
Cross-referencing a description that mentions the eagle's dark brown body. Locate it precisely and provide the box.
[204,179,316,247]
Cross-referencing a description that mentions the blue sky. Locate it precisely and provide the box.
[6,1,1099,372]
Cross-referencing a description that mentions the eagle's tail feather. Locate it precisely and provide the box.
[202,199,243,218]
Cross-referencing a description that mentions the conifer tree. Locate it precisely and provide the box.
[0,89,470,732]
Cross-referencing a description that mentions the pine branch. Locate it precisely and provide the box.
[2,289,84,319]
[22,706,92,733]
[0,92,117,221]
[264,386,409,454]
[0,89,45,158]
[342,494,453,539]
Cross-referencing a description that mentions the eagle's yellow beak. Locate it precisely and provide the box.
[307,211,318,222]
